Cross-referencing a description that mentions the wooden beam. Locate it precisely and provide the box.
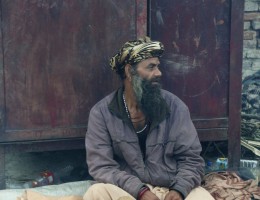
[228,0,245,169]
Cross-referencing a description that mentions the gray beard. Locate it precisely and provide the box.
[132,75,143,103]
[131,75,162,120]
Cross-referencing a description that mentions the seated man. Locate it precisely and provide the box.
[84,37,214,200]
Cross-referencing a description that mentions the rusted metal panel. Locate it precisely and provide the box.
[150,0,231,118]
[0,0,136,140]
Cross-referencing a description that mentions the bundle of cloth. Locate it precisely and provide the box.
[203,171,260,200]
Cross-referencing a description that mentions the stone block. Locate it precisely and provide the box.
[252,59,260,69]
[243,39,257,48]
[246,49,260,58]
[244,13,260,21]
[243,59,253,68]
[244,1,259,11]
[246,0,260,2]
[244,21,251,30]
[244,31,257,40]
[243,49,249,58]
[242,69,255,80]
[252,20,260,29]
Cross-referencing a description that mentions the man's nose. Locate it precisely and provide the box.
[154,67,162,77]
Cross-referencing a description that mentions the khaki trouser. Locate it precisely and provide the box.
[83,183,214,200]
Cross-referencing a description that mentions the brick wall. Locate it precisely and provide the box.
[243,0,260,79]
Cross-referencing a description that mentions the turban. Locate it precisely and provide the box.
[109,36,164,73]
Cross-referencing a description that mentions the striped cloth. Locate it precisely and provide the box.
[109,37,164,73]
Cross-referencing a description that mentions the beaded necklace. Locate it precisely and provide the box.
[122,93,148,134]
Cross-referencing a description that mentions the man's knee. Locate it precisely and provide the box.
[185,186,214,200]
[83,183,134,200]
[84,183,107,200]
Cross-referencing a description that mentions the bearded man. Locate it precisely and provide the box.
[84,37,214,200]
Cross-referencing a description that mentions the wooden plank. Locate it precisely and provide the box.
[228,0,244,169]
[3,138,85,153]
[198,128,228,141]
[193,118,228,129]
[241,140,260,157]
[0,126,86,143]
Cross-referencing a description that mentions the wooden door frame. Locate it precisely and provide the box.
[228,0,244,169]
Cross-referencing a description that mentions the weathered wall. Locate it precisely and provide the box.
[243,0,260,79]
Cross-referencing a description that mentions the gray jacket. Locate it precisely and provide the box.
[85,88,205,198]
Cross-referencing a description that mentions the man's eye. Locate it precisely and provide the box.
[147,65,155,69]
[146,66,153,70]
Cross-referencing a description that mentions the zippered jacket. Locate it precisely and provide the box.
[85,88,205,198]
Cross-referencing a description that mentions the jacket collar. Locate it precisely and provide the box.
[108,87,170,132]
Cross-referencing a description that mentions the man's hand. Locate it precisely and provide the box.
[140,190,160,200]
[164,190,183,200]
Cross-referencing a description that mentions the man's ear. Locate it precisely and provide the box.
[124,64,132,81]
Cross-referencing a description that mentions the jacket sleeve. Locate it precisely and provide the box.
[85,106,144,198]
[169,106,205,198]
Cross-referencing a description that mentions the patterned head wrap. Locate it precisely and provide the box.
[109,36,164,73]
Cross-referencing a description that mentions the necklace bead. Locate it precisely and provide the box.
[123,93,147,134]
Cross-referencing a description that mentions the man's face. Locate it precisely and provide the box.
[135,57,162,84]
[130,57,163,119]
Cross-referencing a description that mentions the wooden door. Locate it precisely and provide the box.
[0,0,145,143]
[149,0,244,168]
